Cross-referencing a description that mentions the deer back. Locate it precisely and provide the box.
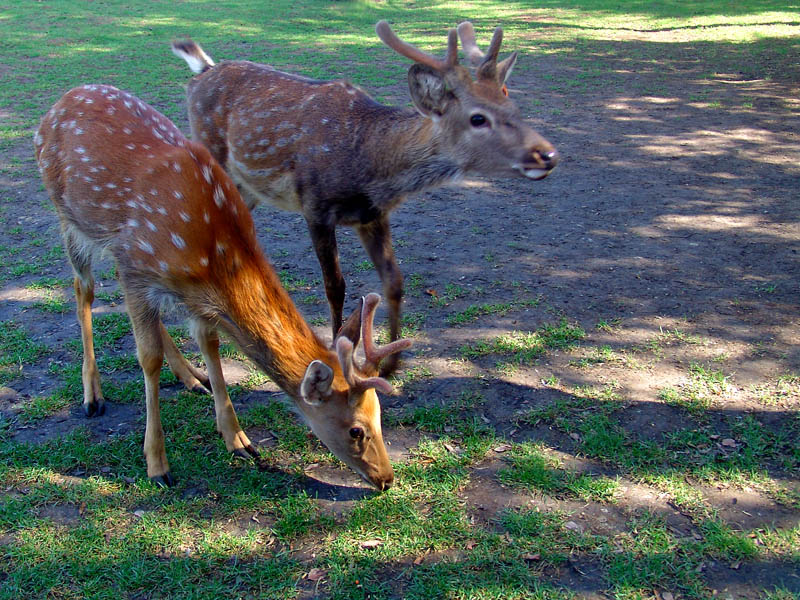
[173,22,557,218]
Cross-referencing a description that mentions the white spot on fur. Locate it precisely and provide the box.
[179,211,191,222]
[213,185,225,208]
[199,256,209,267]
[137,239,154,254]
[171,233,186,249]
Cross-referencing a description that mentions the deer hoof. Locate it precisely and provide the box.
[150,472,175,488]
[233,445,260,460]
[189,383,210,395]
[83,399,105,418]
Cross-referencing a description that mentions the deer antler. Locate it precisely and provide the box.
[376,20,458,71]
[360,293,412,370]
[335,294,411,397]
[457,21,514,88]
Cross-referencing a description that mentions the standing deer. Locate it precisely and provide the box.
[35,84,409,489]
[171,20,558,375]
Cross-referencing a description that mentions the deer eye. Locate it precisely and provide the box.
[470,114,488,128]
[349,427,364,439]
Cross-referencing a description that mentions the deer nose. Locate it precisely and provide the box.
[537,149,559,170]
[377,472,394,491]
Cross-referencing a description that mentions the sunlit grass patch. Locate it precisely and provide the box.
[460,319,585,371]
[498,442,620,502]
[658,362,732,417]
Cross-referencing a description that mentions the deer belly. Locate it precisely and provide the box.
[226,156,302,213]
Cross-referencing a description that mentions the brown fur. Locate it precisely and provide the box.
[35,84,407,489]
[172,21,559,375]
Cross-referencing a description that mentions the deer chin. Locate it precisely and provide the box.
[514,164,552,180]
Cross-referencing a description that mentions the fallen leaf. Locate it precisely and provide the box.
[465,539,477,550]
[730,561,741,570]
[662,593,674,600]
[133,509,146,518]
[78,502,87,516]
[307,568,327,581]
[413,556,424,565]
[523,553,541,562]
[569,432,582,442]
[360,539,383,549]
[425,288,438,297]
[721,438,737,448]
[493,444,512,453]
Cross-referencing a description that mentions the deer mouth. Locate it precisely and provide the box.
[514,164,553,180]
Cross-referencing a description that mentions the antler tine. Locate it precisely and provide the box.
[456,22,485,66]
[361,293,412,370]
[482,27,504,66]
[336,336,394,396]
[376,20,458,71]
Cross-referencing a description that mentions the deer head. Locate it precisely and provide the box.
[376,20,558,179]
[297,293,410,490]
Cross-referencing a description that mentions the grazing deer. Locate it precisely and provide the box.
[171,20,558,375]
[35,84,410,489]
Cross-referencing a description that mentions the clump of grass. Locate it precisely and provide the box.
[498,442,619,502]
[460,319,585,370]
[658,362,731,417]
[447,297,541,326]
[0,320,49,383]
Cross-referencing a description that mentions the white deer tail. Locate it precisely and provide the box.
[171,38,215,74]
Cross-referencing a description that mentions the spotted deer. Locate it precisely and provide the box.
[171,20,558,375]
[35,84,410,489]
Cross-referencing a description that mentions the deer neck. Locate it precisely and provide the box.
[197,257,335,397]
[364,107,463,197]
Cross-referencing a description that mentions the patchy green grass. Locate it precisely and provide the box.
[460,319,585,371]
[1,0,799,598]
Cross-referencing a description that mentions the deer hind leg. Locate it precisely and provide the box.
[159,322,212,394]
[356,216,404,376]
[126,297,173,486]
[191,320,258,459]
[63,229,105,417]
[307,220,346,341]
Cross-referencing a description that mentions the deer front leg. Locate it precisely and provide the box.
[159,322,212,394]
[127,301,173,486]
[356,216,404,376]
[307,220,346,341]
[192,321,258,459]
[73,275,106,417]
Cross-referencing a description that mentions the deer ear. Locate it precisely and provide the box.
[497,52,517,85]
[407,64,453,117]
[300,360,334,406]
[336,297,363,349]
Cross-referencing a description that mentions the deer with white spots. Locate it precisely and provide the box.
[35,84,410,490]
[172,20,558,375]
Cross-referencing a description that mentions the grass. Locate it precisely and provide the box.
[460,319,586,371]
[1,0,799,598]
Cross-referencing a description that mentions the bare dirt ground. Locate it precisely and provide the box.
[1,35,799,598]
